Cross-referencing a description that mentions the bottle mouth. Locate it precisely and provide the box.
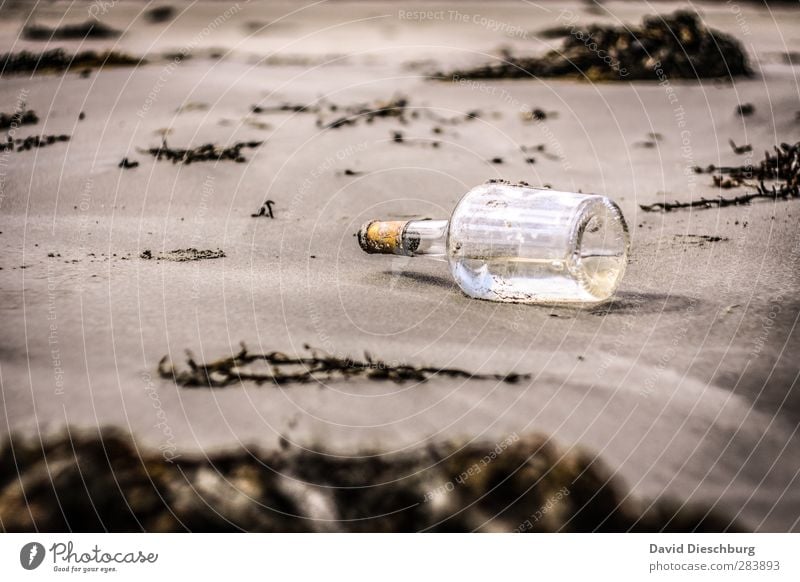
[570,197,630,301]
[357,220,407,254]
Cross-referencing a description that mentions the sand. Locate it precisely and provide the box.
[0,1,799,531]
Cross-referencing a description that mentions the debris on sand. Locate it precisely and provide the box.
[158,343,530,387]
[0,134,70,152]
[251,200,275,218]
[139,248,225,262]
[0,49,141,75]
[0,428,743,532]
[443,11,751,81]
[22,21,120,41]
[144,6,176,24]
[728,139,752,155]
[318,95,409,129]
[142,140,262,164]
[252,102,318,114]
[736,103,755,117]
[673,234,729,246]
[118,157,139,169]
[640,142,800,212]
[0,108,38,130]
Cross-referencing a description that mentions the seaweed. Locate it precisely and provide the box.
[443,11,751,82]
[142,140,262,164]
[640,142,800,212]
[22,21,120,41]
[0,428,743,532]
[318,95,409,130]
[0,49,141,75]
[0,134,70,152]
[0,108,38,130]
[145,6,175,24]
[118,157,139,169]
[158,343,530,388]
[139,248,225,262]
[251,200,275,218]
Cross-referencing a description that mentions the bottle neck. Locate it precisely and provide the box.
[358,219,448,259]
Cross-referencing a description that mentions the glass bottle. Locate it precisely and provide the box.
[357,181,630,304]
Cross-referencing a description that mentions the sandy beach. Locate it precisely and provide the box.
[1,0,799,531]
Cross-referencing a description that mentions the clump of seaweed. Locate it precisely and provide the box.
[252,102,319,114]
[0,108,38,130]
[142,140,262,164]
[158,343,530,387]
[118,157,139,169]
[640,142,800,212]
[139,248,225,262]
[251,200,275,218]
[145,6,176,24]
[1,49,141,75]
[0,428,743,532]
[23,21,120,41]
[318,95,409,129]
[0,134,70,152]
[444,11,750,81]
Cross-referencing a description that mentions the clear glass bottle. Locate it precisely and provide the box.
[357,182,630,304]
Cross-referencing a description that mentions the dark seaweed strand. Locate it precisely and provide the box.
[141,139,263,164]
[158,343,529,387]
[640,142,800,212]
[319,96,409,130]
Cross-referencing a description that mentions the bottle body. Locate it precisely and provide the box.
[446,183,629,304]
[358,182,630,305]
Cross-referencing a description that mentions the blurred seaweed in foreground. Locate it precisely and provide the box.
[0,429,742,532]
[444,11,751,81]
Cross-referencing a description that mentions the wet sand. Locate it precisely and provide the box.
[1,1,799,531]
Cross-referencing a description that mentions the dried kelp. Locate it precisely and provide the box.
[118,157,139,169]
[640,142,800,212]
[0,134,70,152]
[0,108,38,130]
[252,103,318,114]
[145,6,176,24]
[158,343,530,387]
[251,200,275,218]
[318,95,409,129]
[0,49,141,75]
[140,248,225,262]
[444,11,750,82]
[23,21,120,41]
[142,140,262,164]
[0,428,743,532]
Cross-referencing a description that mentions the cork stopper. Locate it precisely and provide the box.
[357,220,408,254]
